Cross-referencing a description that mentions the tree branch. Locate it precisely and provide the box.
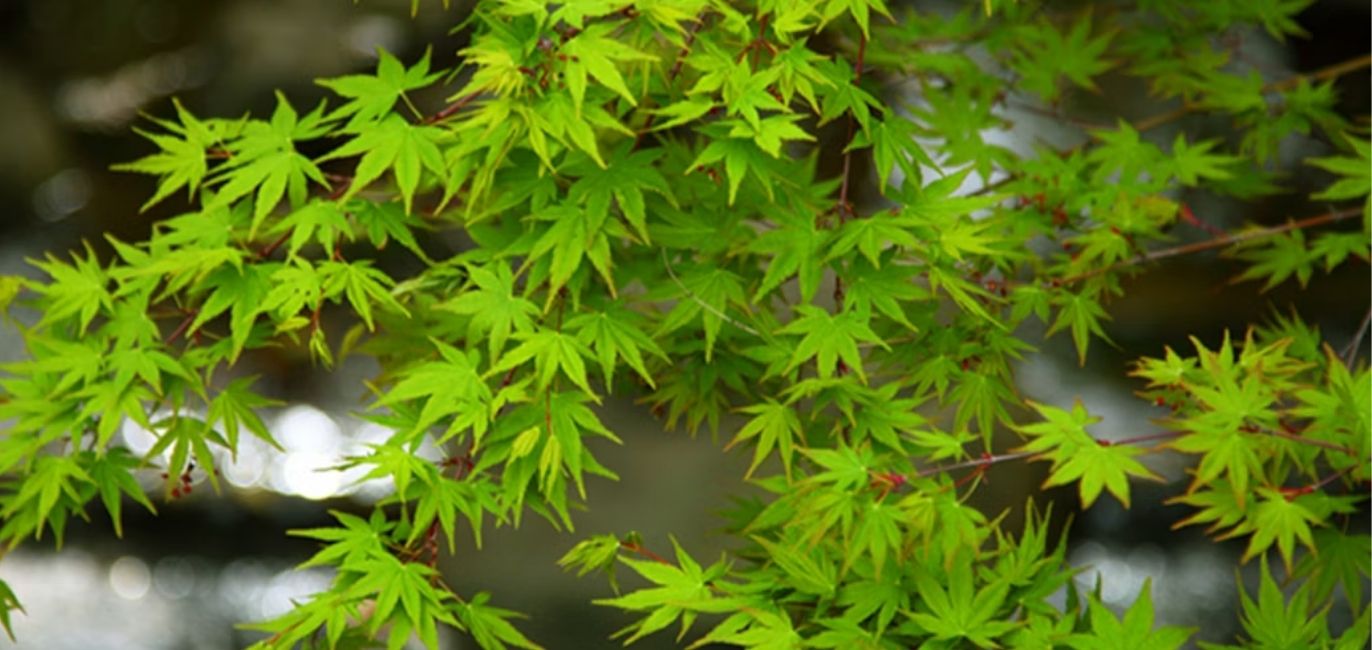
[1060,207,1363,286]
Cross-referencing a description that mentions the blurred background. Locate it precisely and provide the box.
[0,1,1367,648]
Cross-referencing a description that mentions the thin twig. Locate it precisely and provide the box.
[660,249,760,336]
[632,14,705,148]
[970,53,1372,197]
[1059,207,1362,286]
[1340,307,1371,368]
[1266,427,1362,458]
[1266,53,1372,93]
[165,310,198,344]
[915,451,1034,478]
[424,91,482,124]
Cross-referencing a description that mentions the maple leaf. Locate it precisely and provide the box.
[727,400,804,480]
[689,136,778,205]
[560,23,657,111]
[490,329,597,399]
[1231,228,1318,291]
[565,302,668,391]
[319,259,410,331]
[321,115,449,215]
[1015,399,1161,509]
[849,114,935,192]
[1234,488,1323,572]
[1168,134,1239,186]
[778,306,888,383]
[112,99,224,210]
[1066,579,1194,649]
[1012,14,1115,103]
[567,146,676,243]
[317,48,441,130]
[376,340,492,441]
[209,93,332,236]
[656,264,751,361]
[438,262,539,359]
[750,212,829,302]
[1307,133,1371,209]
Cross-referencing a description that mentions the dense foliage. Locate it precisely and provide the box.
[1,0,1369,648]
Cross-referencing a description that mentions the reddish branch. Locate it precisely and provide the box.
[1059,206,1363,286]
[424,91,482,124]
[632,14,706,148]
[972,53,1372,198]
[619,540,671,565]
[165,309,198,344]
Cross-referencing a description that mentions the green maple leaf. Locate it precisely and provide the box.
[567,146,676,244]
[351,199,431,261]
[316,47,441,130]
[1168,134,1239,186]
[188,263,273,360]
[778,305,887,383]
[907,555,1015,646]
[454,592,544,650]
[560,23,656,111]
[565,302,667,391]
[596,539,732,645]
[817,0,893,38]
[1012,14,1115,103]
[850,382,928,451]
[289,507,392,567]
[1232,228,1318,291]
[210,93,332,236]
[1307,133,1371,206]
[1167,481,1248,537]
[841,259,925,331]
[29,244,112,335]
[407,474,500,552]
[438,262,539,359]
[817,59,884,132]
[112,98,223,210]
[1015,399,1161,509]
[725,114,816,158]
[1234,488,1322,572]
[1296,528,1371,614]
[143,415,223,494]
[689,136,777,205]
[321,115,449,215]
[1047,290,1114,365]
[770,42,832,112]
[526,204,616,299]
[727,400,804,480]
[750,213,829,302]
[0,580,21,641]
[207,376,283,455]
[319,259,410,331]
[490,329,597,399]
[378,339,492,441]
[656,265,750,362]
[828,211,919,268]
[1066,579,1194,649]
[849,114,936,192]
[1212,557,1331,650]
[85,449,157,538]
[267,199,352,259]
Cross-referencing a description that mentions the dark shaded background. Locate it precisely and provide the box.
[0,1,1367,648]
